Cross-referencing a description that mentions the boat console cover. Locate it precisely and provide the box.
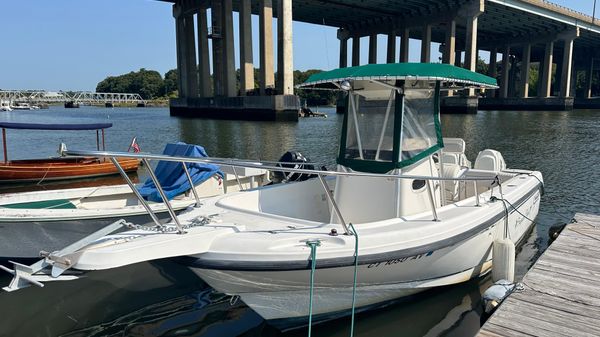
[137,143,223,202]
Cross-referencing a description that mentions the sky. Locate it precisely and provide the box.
[0,0,596,91]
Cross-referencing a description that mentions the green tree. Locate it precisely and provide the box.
[163,69,178,96]
[96,68,165,99]
[476,56,488,75]
[293,69,335,106]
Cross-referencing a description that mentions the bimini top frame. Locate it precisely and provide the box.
[297,63,497,174]
[296,63,498,90]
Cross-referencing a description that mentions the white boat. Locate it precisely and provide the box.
[0,143,269,259]
[0,100,12,112]
[2,64,543,328]
[10,102,33,110]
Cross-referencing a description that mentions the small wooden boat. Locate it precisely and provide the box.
[0,122,139,183]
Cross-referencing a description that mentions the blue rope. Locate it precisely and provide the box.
[306,240,321,337]
[349,223,359,337]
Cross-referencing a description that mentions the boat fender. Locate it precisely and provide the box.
[482,279,516,314]
[271,151,316,183]
[492,238,515,283]
[548,222,567,242]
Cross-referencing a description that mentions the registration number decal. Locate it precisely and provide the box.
[367,251,434,268]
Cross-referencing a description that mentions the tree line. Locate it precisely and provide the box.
[96,68,336,105]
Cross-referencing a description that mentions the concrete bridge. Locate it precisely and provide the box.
[164,0,600,120]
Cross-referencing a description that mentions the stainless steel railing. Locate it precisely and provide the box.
[63,148,499,235]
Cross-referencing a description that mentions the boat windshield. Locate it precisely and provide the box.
[400,87,440,164]
[345,89,396,162]
[338,80,443,173]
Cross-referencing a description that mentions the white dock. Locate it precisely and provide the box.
[479,213,600,337]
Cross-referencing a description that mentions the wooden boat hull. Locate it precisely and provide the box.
[0,157,139,183]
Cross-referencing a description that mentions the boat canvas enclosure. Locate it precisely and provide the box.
[298,63,498,220]
[298,63,498,174]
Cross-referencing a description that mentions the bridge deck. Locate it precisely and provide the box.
[478,213,600,337]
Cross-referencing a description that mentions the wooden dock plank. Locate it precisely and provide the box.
[478,213,600,337]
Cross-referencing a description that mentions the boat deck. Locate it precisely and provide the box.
[478,213,600,337]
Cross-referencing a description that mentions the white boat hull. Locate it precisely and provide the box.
[188,179,540,320]
[0,171,268,259]
[1,164,541,324]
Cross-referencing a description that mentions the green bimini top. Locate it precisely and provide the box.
[297,63,498,89]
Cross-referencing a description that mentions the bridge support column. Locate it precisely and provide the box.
[442,20,456,65]
[223,0,236,97]
[277,0,294,95]
[352,35,360,66]
[174,8,186,97]
[560,37,576,98]
[197,7,211,97]
[487,48,497,98]
[338,32,348,68]
[520,44,531,98]
[387,31,396,63]
[421,24,431,63]
[183,13,198,98]
[259,0,275,94]
[585,58,594,98]
[500,46,510,99]
[368,34,377,64]
[442,20,456,97]
[539,41,554,98]
[211,0,225,96]
[509,56,518,97]
[173,4,198,99]
[239,0,254,95]
[463,0,484,97]
[399,28,409,62]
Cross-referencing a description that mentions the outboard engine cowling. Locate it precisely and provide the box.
[271,151,316,183]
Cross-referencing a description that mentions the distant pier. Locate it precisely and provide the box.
[479,213,600,336]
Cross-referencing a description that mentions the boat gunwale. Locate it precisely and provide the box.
[182,175,542,271]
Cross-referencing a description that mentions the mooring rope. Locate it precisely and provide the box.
[349,223,359,337]
[306,239,321,337]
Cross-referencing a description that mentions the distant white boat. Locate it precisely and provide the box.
[0,100,11,112]
[11,102,33,110]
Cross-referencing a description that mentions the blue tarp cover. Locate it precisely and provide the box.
[137,143,222,202]
[0,122,112,130]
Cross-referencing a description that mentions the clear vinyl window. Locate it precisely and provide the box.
[344,89,396,162]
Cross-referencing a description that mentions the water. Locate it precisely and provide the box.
[0,106,599,337]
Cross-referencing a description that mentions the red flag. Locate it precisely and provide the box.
[129,137,141,153]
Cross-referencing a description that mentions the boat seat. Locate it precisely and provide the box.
[441,163,464,203]
[474,149,506,172]
[442,138,471,168]
[443,138,466,153]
